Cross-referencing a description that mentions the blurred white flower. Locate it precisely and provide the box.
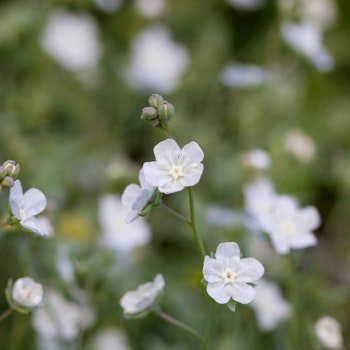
[91,328,131,350]
[219,63,269,88]
[242,149,271,170]
[143,139,204,194]
[260,196,320,254]
[121,168,156,223]
[203,242,264,305]
[315,316,343,349]
[32,289,95,342]
[12,277,43,308]
[206,205,245,228]
[93,0,123,13]
[98,194,151,253]
[226,0,264,10]
[40,10,101,71]
[281,21,334,72]
[56,245,75,284]
[250,279,291,331]
[284,129,316,162]
[9,180,49,236]
[301,0,337,30]
[126,25,189,93]
[135,0,165,18]
[120,274,165,316]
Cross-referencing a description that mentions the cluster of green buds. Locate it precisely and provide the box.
[140,94,175,132]
[0,160,20,191]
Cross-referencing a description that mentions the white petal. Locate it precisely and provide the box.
[215,242,240,261]
[269,234,290,254]
[158,179,184,194]
[121,184,142,207]
[21,217,50,236]
[153,139,180,165]
[206,281,230,304]
[180,164,204,187]
[22,188,47,217]
[231,282,257,304]
[236,258,264,282]
[272,196,298,218]
[9,180,24,219]
[290,232,317,249]
[143,162,169,187]
[179,141,204,167]
[203,257,225,283]
[139,168,154,190]
[298,206,320,230]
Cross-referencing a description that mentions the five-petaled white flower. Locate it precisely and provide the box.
[9,180,49,236]
[12,277,44,308]
[143,139,204,194]
[260,196,320,254]
[120,274,165,316]
[203,242,264,305]
[121,168,156,223]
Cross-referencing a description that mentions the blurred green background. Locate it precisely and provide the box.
[0,0,349,349]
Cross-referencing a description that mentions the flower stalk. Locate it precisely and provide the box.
[0,308,13,322]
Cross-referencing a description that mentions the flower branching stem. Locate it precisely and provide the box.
[202,299,217,350]
[160,204,191,225]
[0,308,13,322]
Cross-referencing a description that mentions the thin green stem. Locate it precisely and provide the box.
[287,253,298,350]
[202,299,217,350]
[160,204,191,225]
[155,309,204,342]
[188,187,206,258]
[0,308,13,322]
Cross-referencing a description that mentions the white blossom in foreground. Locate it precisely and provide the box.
[315,316,343,349]
[242,149,271,170]
[203,242,264,305]
[143,139,204,194]
[284,129,316,162]
[40,10,101,71]
[12,277,43,308]
[250,279,290,331]
[90,328,131,350]
[226,0,264,10]
[260,196,320,254]
[126,25,189,93]
[121,168,156,223]
[120,274,165,316]
[9,180,49,236]
[99,195,151,254]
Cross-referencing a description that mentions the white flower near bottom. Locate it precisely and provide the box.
[202,242,264,305]
[315,316,343,349]
[250,279,291,331]
[260,196,320,254]
[121,168,156,223]
[91,328,131,350]
[12,277,44,308]
[9,180,49,236]
[120,274,165,316]
[143,139,204,194]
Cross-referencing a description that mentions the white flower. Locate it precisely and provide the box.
[219,63,270,88]
[32,289,95,342]
[12,277,43,308]
[281,21,334,72]
[135,0,165,18]
[242,149,271,170]
[203,242,264,305]
[284,129,316,162]
[40,10,101,71]
[126,25,189,93]
[226,0,264,10]
[250,279,291,331]
[9,180,49,236]
[206,205,244,228]
[301,0,337,30]
[93,0,123,13]
[260,196,320,254]
[98,194,151,254]
[143,139,204,194]
[315,316,343,349]
[120,274,165,315]
[91,328,131,350]
[121,168,156,223]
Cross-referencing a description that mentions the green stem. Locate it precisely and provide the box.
[188,187,206,258]
[202,299,217,350]
[160,204,191,225]
[287,253,298,350]
[0,308,13,322]
[155,309,204,342]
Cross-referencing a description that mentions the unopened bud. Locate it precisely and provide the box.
[141,106,160,126]
[1,176,15,189]
[158,101,175,122]
[148,94,164,109]
[2,160,20,178]
[0,166,7,181]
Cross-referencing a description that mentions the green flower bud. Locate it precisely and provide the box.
[1,176,14,189]
[0,166,7,181]
[148,94,164,109]
[2,160,20,178]
[158,101,175,122]
[141,106,159,120]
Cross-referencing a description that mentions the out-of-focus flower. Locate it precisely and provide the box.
[40,10,101,71]
[250,279,290,331]
[32,289,95,342]
[143,139,204,194]
[126,25,189,93]
[9,180,50,236]
[226,0,264,10]
[315,316,343,349]
[12,277,43,308]
[93,0,123,13]
[98,194,151,254]
[120,274,165,317]
[281,21,334,72]
[242,149,271,170]
[202,242,264,306]
[90,328,131,350]
[260,196,320,254]
[205,205,245,228]
[135,0,165,18]
[301,0,337,30]
[121,168,157,223]
[284,129,316,162]
[219,63,270,88]
[56,245,75,284]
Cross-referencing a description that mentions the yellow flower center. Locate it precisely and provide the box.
[169,165,184,180]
